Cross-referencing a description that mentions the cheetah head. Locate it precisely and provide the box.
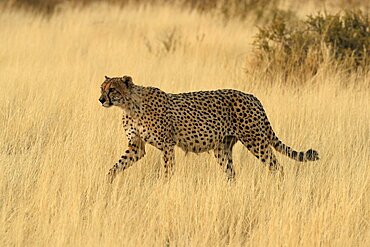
[99,75,133,108]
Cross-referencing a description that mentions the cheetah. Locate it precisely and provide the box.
[99,76,319,183]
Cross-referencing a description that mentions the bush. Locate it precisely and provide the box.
[250,11,370,81]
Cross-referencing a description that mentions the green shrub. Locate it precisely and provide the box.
[251,11,369,81]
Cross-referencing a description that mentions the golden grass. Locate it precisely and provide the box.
[0,3,369,246]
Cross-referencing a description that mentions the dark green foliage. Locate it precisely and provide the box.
[252,11,369,80]
[306,11,369,65]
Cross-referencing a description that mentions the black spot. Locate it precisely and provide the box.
[274,141,281,148]
[299,152,304,161]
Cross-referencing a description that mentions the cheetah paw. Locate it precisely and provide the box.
[106,169,116,184]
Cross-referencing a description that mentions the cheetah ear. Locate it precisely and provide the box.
[122,76,133,87]
[104,75,110,80]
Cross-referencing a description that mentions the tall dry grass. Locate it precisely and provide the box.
[0,3,369,246]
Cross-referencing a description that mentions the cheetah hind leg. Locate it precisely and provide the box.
[242,141,284,177]
[162,145,175,178]
[213,136,238,181]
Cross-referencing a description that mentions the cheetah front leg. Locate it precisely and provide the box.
[162,145,175,177]
[107,138,146,183]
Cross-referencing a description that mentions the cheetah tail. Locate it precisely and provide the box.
[271,135,319,162]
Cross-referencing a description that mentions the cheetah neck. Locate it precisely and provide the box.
[119,85,145,118]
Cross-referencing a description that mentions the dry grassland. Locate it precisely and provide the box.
[0,3,369,246]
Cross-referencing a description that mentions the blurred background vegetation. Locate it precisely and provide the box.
[3,0,369,83]
[251,10,369,82]
[4,0,369,17]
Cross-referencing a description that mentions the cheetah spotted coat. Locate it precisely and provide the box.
[99,76,319,182]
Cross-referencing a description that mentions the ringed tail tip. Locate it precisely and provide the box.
[305,149,319,161]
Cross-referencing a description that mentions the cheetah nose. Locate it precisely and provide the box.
[99,97,106,104]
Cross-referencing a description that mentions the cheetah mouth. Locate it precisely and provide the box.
[102,102,113,108]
